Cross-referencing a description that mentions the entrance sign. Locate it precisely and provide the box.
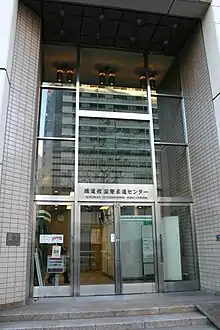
[78,184,156,202]
[39,234,64,244]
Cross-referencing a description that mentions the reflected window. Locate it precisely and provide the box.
[39,89,76,138]
[79,118,152,184]
[36,140,75,195]
[42,44,77,85]
[79,48,148,114]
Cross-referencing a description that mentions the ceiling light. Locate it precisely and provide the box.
[149,75,156,90]
[109,72,115,86]
[67,69,74,84]
[54,190,58,193]
[56,69,63,83]
[140,75,146,89]
[99,72,105,86]
[164,40,169,45]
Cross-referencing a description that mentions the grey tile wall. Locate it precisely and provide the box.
[0,3,41,306]
[180,23,220,292]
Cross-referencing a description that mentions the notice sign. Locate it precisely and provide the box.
[39,234,63,244]
[78,184,156,202]
[47,256,64,273]
[52,245,61,258]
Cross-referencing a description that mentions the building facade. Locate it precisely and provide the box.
[1,0,220,308]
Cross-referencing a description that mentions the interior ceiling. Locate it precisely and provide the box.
[22,0,201,56]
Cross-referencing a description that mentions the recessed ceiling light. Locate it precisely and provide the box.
[164,40,169,45]
[54,190,58,193]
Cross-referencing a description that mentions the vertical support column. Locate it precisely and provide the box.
[114,203,122,294]
[0,3,41,307]
[73,46,80,296]
[144,52,164,293]
[0,0,18,182]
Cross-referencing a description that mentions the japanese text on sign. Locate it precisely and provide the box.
[78,184,155,202]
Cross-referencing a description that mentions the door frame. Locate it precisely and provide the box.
[77,202,157,296]
[31,200,74,298]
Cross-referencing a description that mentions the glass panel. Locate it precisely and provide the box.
[152,96,184,143]
[34,204,71,287]
[36,140,75,195]
[79,118,152,184]
[39,89,76,138]
[120,205,155,283]
[80,48,148,114]
[148,54,181,95]
[156,145,190,197]
[43,44,77,85]
[80,205,115,285]
[161,205,195,282]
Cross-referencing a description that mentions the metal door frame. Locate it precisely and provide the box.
[77,202,157,296]
[32,200,74,298]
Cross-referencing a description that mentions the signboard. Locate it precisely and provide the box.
[39,234,63,244]
[47,256,65,273]
[78,184,156,202]
[52,245,61,258]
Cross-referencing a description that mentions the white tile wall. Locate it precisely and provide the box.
[180,23,220,292]
[0,3,40,306]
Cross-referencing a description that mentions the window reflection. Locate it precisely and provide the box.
[79,118,152,184]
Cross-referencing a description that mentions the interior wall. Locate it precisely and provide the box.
[0,3,41,306]
[180,23,220,292]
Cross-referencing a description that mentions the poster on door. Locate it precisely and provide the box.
[52,245,61,258]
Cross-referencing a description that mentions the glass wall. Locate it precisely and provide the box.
[78,118,152,184]
[120,205,155,283]
[79,48,148,114]
[34,204,71,286]
[35,43,197,294]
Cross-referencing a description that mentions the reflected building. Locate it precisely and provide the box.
[39,85,161,194]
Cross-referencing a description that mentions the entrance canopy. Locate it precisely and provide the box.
[21,0,205,56]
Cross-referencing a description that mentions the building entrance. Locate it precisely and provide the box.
[79,203,156,295]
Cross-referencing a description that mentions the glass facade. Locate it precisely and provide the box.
[34,43,197,297]
[78,118,152,184]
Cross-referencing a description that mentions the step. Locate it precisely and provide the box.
[0,305,196,322]
[0,312,209,329]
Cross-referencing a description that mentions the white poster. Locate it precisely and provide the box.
[52,245,61,258]
[39,234,64,244]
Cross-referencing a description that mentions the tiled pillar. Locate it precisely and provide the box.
[180,24,220,293]
[0,3,41,307]
[0,0,18,184]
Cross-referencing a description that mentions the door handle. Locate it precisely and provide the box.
[160,234,164,263]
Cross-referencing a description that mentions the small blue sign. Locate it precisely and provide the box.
[216,234,220,241]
